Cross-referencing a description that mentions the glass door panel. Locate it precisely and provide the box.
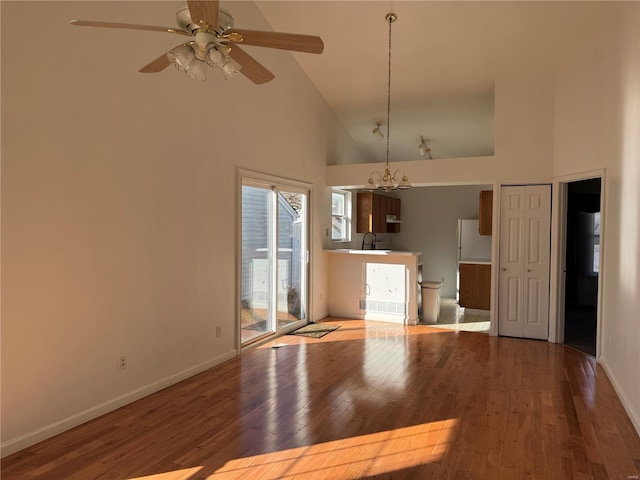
[276,191,307,328]
[241,185,274,345]
[240,178,308,347]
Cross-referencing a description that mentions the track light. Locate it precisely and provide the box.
[372,123,384,140]
[418,136,432,159]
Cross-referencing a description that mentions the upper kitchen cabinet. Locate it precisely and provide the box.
[479,190,493,235]
[387,197,401,233]
[357,192,401,233]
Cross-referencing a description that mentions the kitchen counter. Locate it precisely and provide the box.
[326,249,421,256]
[459,258,492,265]
[326,249,421,325]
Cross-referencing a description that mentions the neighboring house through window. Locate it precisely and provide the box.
[332,189,351,242]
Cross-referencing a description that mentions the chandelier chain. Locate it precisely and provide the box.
[366,13,411,192]
[385,15,392,168]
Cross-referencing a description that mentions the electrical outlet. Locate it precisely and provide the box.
[325,228,329,237]
[216,326,222,337]
[607,334,611,347]
[119,355,127,370]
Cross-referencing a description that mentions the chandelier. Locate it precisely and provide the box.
[367,13,412,192]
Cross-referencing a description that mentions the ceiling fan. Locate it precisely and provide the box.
[70,0,324,84]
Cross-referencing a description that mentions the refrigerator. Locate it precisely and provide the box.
[457,219,492,262]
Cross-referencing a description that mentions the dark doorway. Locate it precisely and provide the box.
[564,178,601,356]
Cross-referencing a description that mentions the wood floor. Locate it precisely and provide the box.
[3,319,640,479]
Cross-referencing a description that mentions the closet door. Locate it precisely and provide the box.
[499,185,551,339]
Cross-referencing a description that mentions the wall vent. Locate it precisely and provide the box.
[359,299,406,314]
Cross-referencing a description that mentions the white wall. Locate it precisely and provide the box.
[552,3,640,432]
[393,185,492,299]
[327,74,556,187]
[3,0,639,457]
[326,0,640,435]
[0,1,357,454]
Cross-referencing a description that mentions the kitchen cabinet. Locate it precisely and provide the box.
[479,190,493,235]
[357,192,401,233]
[387,197,401,233]
[459,263,491,310]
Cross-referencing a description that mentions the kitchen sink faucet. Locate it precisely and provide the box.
[362,232,377,250]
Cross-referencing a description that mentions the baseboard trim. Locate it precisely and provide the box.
[1,349,238,458]
[599,357,640,437]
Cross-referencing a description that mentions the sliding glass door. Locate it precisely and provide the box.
[240,176,308,346]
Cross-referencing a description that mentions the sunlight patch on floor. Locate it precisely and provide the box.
[426,321,490,332]
[210,419,457,479]
[129,466,203,479]
[125,420,458,479]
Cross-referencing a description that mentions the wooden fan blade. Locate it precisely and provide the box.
[70,20,189,36]
[139,49,175,73]
[227,45,275,85]
[187,1,219,28]
[227,29,324,54]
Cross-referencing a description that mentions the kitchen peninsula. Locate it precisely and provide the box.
[326,249,421,325]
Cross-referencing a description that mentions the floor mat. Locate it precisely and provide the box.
[289,323,341,338]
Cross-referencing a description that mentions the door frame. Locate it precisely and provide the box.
[236,168,313,352]
[550,169,606,358]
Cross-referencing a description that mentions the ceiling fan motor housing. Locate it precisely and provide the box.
[176,7,234,34]
[193,31,218,60]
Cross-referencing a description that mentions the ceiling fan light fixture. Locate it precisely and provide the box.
[220,57,242,79]
[206,45,223,66]
[184,58,207,81]
[167,43,195,72]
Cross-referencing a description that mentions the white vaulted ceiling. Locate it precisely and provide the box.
[60,1,609,167]
[253,1,603,165]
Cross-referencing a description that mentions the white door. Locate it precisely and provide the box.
[499,185,551,339]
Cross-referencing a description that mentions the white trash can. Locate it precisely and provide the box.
[420,280,443,324]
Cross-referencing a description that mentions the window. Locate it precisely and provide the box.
[332,189,351,242]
